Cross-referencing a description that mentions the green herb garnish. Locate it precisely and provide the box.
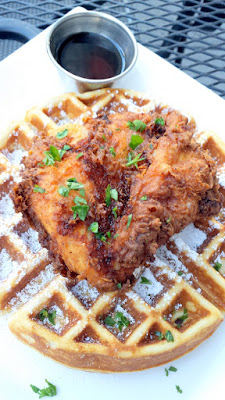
[127,119,146,132]
[214,262,222,271]
[149,143,153,149]
[112,206,118,219]
[165,368,169,376]
[58,185,70,197]
[110,188,118,201]
[114,234,120,239]
[72,205,89,221]
[76,152,83,160]
[56,128,68,139]
[165,330,174,342]
[126,214,132,229]
[106,231,111,238]
[117,283,122,289]
[140,196,147,201]
[30,379,57,398]
[102,135,106,141]
[109,147,116,157]
[43,144,69,166]
[140,276,152,285]
[33,185,46,193]
[176,385,182,394]
[114,312,130,331]
[155,117,165,126]
[104,316,116,326]
[88,222,99,233]
[169,366,177,372]
[166,216,171,224]
[177,271,183,276]
[155,330,164,340]
[74,196,87,205]
[129,134,144,150]
[126,153,145,168]
[38,309,56,325]
[67,178,84,190]
[105,185,118,206]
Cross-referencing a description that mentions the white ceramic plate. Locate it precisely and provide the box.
[0,7,225,400]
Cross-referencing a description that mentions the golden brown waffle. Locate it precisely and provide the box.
[1,88,225,372]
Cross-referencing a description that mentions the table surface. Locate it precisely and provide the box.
[0,0,225,99]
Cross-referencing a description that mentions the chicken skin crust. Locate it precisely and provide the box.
[14,109,222,289]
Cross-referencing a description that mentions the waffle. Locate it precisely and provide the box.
[1,88,225,372]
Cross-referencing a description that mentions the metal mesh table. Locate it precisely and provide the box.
[0,0,225,98]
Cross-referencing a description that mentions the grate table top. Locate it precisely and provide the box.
[0,0,225,99]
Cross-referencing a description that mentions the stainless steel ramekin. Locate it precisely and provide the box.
[46,11,138,92]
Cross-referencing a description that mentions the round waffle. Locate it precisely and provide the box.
[0,88,225,372]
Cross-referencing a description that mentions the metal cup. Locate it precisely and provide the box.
[46,11,138,92]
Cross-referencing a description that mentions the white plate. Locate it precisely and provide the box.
[0,7,225,400]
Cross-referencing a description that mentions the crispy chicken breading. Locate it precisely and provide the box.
[14,109,222,289]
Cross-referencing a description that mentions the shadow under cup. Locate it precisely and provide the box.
[46,11,138,92]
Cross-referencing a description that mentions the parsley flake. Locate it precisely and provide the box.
[33,185,46,194]
[140,196,147,201]
[114,234,120,239]
[67,178,84,190]
[105,185,118,206]
[88,222,99,233]
[76,152,83,160]
[214,262,222,271]
[112,206,118,219]
[176,385,182,394]
[58,185,70,197]
[115,312,130,331]
[126,214,132,229]
[56,128,68,139]
[165,368,169,376]
[104,316,116,326]
[117,283,122,289]
[126,153,145,168]
[149,143,153,149]
[72,205,89,221]
[74,196,87,205]
[30,379,57,398]
[37,309,56,325]
[166,216,171,224]
[155,330,164,340]
[109,147,116,157]
[177,271,183,276]
[110,188,118,201]
[169,366,177,372]
[155,117,165,126]
[129,134,144,150]
[140,276,152,285]
[127,119,146,132]
[165,330,174,342]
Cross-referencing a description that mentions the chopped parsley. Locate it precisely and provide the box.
[58,185,70,197]
[67,178,84,190]
[104,312,130,331]
[127,119,146,132]
[76,152,83,160]
[106,231,111,238]
[56,128,68,139]
[71,204,89,221]
[140,276,152,285]
[102,135,106,141]
[33,185,46,193]
[79,188,85,197]
[38,309,56,325]
[165,330,174,342]
[88,222,99,233]
[149,143,153,149]
[155,330,164,340]
[214,262,222,271]
[169,366,177,372]
[74,196,87,205]
[38,163,44,168]
[140,195,147,201]
[166,216,171,224]
[126,152,145,168]
[177,271,183,276]
[165,368,169,376]
[129,134,144,150]
[112,206,118,219]
[30,379,57,398]
[126,214,132,229]
[175,308,188,328]
[176,385,182,394]
[155,117,165,126]
[109,147,116,157]
[117,283,122,289]
[114,234,120,239]
[43,145,70,165]
[105,185,118,206]
[95,231,107,242]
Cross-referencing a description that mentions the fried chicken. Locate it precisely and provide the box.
[14,108,222,289]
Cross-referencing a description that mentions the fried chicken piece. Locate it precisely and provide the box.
[14,109,222,289]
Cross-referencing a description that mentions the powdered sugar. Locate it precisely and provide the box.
[133,268,163,305]
[0,194,15,217]
[20,228,41,254]
[1,148,28,166]
[71,279,99,308]
[217,165,225,188]
[0,249,18,280]
[156,245,193,284]
[172,223,207,252]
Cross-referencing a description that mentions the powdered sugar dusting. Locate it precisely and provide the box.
[156,245,193,284]
[20,228,41,253]
[133,268,163,305]
[217,165,225,188]
[71,280,99,308]
[172,223,207,252]
[0,194,15,217]
[2,148,28,165]
[0,249,18,280]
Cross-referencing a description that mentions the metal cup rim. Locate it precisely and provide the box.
[46,10,138,85]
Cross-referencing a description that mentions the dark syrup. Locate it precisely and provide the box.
[56,32,125,80]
